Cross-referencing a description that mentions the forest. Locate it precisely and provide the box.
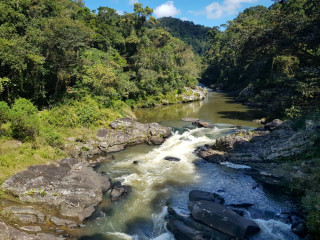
[157,17,210,55]
[203,0,320,119]
[0,0,201,141]
[0,0,202,187]
[0,0,320,237]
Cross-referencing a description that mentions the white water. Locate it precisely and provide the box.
[81,125,300,240]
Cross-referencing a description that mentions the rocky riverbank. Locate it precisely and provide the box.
[0,118,172,239]
[194,118,320,238]
[65,118,172,160]
[195,119,320,187]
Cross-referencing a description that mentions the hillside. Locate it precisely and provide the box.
[203,2,320,119]
[158,17,210,55]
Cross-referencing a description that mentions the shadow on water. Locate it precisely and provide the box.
[218,110,264,121]
[78,234,108,240]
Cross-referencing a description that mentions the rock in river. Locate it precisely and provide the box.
[166,208,233,240]
[110,182,132,201]
[188,200,260,239]
[164,156,181,162]
[189,190,225,205]
[181,117,199,122]
[192,121,213,128]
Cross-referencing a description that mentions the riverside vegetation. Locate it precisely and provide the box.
[0,0,202,184]
[0,0,320,239]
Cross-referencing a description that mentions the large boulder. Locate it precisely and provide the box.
[166,208,232,240]
[2,159,111,222]
[188,200,260,239]
[264,119,283,131]
[97,118,172,153]
[181,87,208,102]
[67,118,172,159]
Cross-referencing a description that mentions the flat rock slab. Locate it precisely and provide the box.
[2,206,45,224]
[0,219,64,240]
[50,216,78,228]
[19,226,42,232]
[2,158,111,222]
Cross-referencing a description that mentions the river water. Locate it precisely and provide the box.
[79,92,299,240]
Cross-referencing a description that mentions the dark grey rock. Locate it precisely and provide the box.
[264,119,283,131]
[188,200,260,238]
[164,156,181,162]
[189,190,225,205]
[110,183,132,201]
[166,208,233,240]
[291,217,308,237]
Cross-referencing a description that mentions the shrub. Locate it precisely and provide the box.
[10,98,40,141]
[40,126,64,148]
[75,97,100,127]
[0,101,10,125]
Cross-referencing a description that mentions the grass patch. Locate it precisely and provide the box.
[0,139,66,185]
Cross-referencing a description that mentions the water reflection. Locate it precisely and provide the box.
[135,92,263,127]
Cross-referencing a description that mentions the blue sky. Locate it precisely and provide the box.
[84,0,273,27]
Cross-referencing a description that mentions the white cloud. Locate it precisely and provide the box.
[129,0,138,5]
[181,17,188,21]
[116,10,124,15]
[191,0,258,19]
[154,1,181,18]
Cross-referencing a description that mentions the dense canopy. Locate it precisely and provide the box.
[203,0,320,119]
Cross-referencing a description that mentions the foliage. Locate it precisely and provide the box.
[203,0,320,118]
[157,17,210,55]
[0,101,10,125]
[10,98,40,141]
[0,1,199,106]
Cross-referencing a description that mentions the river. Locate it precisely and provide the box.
[79,91,299,240]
